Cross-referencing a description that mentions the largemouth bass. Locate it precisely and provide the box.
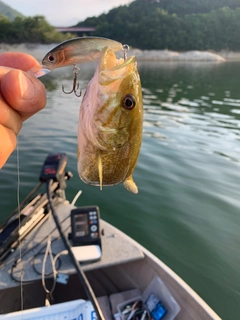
[42,37,123,70]
[78,47,143,193]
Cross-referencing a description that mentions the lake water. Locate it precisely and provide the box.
[1,59,240,319]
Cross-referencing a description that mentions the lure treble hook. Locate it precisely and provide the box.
[62,66,81,97]
[123,44,130,60]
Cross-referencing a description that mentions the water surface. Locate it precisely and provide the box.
[1,60,240,319]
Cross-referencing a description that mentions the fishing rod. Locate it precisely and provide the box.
[0,181,64,263]
[41,153,104,320]
[46,181,104,320]
[0,181,43,232]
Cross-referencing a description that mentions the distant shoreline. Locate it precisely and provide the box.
[1,43,240,62]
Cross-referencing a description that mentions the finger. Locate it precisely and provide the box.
[0,125,17,169]
[0,94,22,135]
[1,69,46,121]
[0,52,40,71]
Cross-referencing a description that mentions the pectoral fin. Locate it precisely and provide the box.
[123,176,138,194]
[97,152,103,190]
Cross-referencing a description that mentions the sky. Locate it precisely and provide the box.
[5,0,133,26]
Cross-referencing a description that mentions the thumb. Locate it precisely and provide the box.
[1,69,46,121]
[0,126,17,169]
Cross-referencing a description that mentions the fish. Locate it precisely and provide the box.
[42,37,123,70]
[77,46,143,194]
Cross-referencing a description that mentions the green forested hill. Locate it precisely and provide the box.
[76,0,240,51]
[159,0,240,15]
[0,14,73,44]
[0,0,24,20]
[0,0,73,43]
[1,0,240,50]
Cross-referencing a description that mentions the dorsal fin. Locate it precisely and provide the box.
[123,176,138,194]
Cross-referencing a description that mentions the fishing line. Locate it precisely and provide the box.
[46,180,105,320]
[11,212,72,283]
[41,234,54,305]
[16,141,24,313]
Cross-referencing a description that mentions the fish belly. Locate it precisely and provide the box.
[78,144,131,186]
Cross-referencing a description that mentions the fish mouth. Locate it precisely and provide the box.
[99,46,136,73]
[97,47,136,87]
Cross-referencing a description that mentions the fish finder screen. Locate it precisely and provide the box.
[73,214,89,237]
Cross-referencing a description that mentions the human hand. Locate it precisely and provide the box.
[0,52,46,168]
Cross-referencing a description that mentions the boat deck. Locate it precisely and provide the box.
[0,198,221,320]
[0,200,144,290]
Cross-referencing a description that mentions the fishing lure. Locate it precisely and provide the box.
[59,44,130,97]
[42,36,123,70]
[28,36,123,80]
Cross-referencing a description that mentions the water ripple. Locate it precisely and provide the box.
[1,60,240,319]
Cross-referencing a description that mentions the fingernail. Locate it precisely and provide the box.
[18,71,35,100]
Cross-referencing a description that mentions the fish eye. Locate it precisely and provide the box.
[122,94,136,110]
[47,54,55,63]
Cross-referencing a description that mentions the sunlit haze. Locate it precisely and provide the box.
[5,0,133,26]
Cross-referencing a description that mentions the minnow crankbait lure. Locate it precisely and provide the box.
[42,37,123,70]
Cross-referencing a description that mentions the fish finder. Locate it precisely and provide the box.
[69,206,102,263]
